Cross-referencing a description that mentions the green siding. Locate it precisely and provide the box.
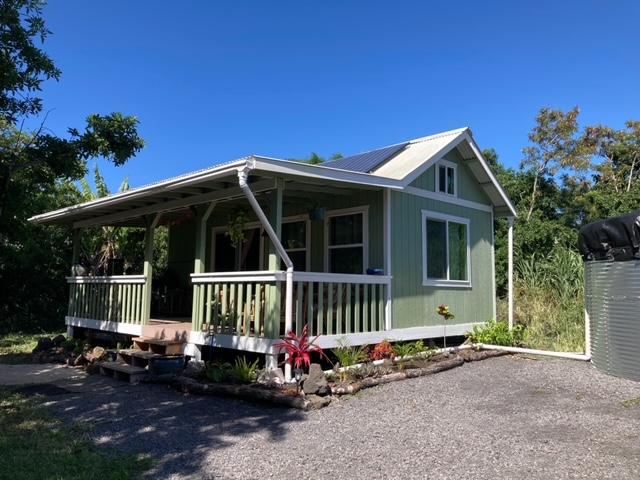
[167,188,384,277]
[410,149,492,205]
[390,189,494,328]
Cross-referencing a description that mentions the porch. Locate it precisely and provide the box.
[59,159,396,369]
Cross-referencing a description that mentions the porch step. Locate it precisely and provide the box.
[99,361,148,384]
[132,336,185,355]
[141,322,191,344]
[117,349,163,368]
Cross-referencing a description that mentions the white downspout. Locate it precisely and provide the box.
[507,216,514,330]
[237,167,294,380]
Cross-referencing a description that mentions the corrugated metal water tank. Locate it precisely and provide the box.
[580,210,640,382]
[585,261,640,381]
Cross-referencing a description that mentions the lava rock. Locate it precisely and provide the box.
[257,368,285,387]
[33,337,53,353]
[52,334,66,346]
[303,363,330,396]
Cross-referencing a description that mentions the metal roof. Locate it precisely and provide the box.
[323,142,409,173]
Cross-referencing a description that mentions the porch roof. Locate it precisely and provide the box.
[29,128,517,227]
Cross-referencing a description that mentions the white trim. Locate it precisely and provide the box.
[324,205,369,274]
[314,322,481,348]
[507,216,514,329]
[65,316,143,336]
[421,210,472,288]
[401,131,469,186]
[211,214,311,272]
[291,271,391,285]
[189,331,279,353]
[66,275,146,284]
[490,209,496,319]
[435,159,458,197]
[403,186,493,213]
[383,188,393,330]
[191,271,286,283]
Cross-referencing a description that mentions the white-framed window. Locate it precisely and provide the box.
[436,160,457,196]
[325,206,369,274]
[421,210,471,287]
[280,217,310,271]
[211,215,311,272]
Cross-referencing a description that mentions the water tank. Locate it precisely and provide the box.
[580,211,640,382]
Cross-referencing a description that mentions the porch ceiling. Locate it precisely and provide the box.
[29,158,390,228]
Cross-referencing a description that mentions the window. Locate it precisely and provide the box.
[422,210,470,286]
[326,209,368,274]
[437,160,457,196]
[280,219,309,271]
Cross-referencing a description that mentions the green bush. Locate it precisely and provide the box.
[204,362,232,383]
[466,319,526,346]
[332,338,369,367]
[231,357,260,384]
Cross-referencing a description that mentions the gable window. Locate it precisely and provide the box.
[437,160,457,196]
[421,210,470,287]
[326,208,368,274]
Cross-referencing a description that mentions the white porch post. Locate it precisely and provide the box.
[507,216,514,330]
[383,188,392,330]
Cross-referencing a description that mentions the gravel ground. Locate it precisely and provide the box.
[37,356,640,480]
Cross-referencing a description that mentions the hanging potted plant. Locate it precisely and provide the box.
[226,208,248,248]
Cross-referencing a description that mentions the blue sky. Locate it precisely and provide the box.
[39,0,640,192]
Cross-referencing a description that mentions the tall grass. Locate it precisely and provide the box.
[498,246,585,353]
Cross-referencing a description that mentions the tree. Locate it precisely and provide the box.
[521,107,591,221]
[0,0,145,333]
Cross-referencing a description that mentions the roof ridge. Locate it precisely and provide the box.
[408,127,469,144]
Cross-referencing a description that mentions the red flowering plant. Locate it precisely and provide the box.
[371,340,396,361]
[274,324,328,371]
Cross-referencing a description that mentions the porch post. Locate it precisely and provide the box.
[265,178,284,339]
[191,202,217,330]
[383,188,392,330]
[507,216,514,330]
[71,228,81,274]
[142,213,161,324]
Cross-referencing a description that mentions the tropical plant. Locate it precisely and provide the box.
[274,324,327,370]
[204,362,233,383]
[371,340,395,361]
[231,356,260,384]
[332,338,369,367]
[226,208,248,248]
[392,342,417,359]
[465,319,526,346]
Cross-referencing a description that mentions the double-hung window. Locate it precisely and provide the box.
[437,160,457,196]
[422,210,470,287]
[281,219,309,271]
[326,208,368,274]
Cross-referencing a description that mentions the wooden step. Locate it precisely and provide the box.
[117,349,163,368]
[99,361,148,384]
[132,337,185,355]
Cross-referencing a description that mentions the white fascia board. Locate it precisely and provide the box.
[65,316,143,336]
[251,156,404,190]
[462,133,517,218]
[29,160,248,224]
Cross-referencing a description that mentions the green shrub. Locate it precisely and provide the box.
[231,357,260,384]
[332,338,369,367]
[392,342,416,358]
[204,362,232,383]
[466,319,525,346]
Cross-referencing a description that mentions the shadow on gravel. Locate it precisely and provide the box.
[44,378,306,478]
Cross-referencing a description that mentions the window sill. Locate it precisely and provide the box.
[423,280,472,289]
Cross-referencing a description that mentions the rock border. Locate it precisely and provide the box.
[146,350,509,411]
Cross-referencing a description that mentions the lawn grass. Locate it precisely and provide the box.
[0,332,64,364]
[0,386,152,479]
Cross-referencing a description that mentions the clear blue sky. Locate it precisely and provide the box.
[39,0,639,192]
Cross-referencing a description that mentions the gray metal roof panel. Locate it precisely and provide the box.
[323,142,409,173]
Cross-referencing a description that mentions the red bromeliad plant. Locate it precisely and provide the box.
[371,340,396,360]
[275,324,327,370]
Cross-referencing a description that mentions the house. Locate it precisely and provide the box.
[30,127,517,379]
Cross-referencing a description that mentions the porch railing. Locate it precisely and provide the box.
[191,271,391,338]
[66,275,148,324]
[291,272,390,337]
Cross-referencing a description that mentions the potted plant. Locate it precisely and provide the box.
[226,208,248,248]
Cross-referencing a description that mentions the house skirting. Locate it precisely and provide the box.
[65,316,143,337]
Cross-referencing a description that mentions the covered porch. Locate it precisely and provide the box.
[47,157,397,369]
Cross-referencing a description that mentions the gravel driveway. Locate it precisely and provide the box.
[34,356,640,479]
